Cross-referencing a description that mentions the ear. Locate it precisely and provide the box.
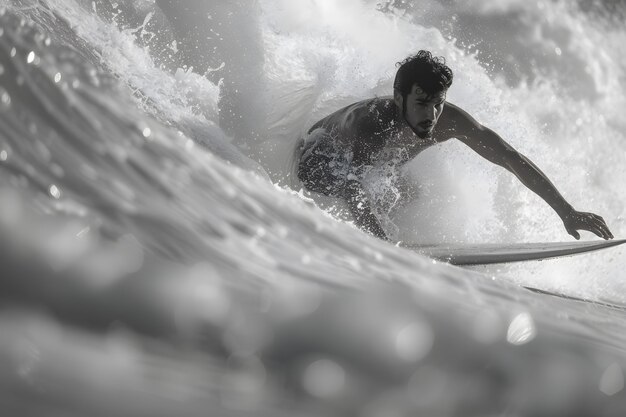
[393,89,403,109]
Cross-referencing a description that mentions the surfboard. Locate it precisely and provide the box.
[403,239,626,265]
[522,286,626,311]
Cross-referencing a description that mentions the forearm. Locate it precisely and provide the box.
[344,180,389,240]
[452,106,582,224]
[506,153,573,218]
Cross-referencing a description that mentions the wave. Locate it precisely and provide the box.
[1,1,626,415]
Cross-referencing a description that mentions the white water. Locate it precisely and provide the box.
[113,0,626,300]
[264,0,626,301]
[1,0,626,415]
[5,0,624,297]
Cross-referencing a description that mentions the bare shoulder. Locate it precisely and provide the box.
[335,98,393,139]
[347,98,393,163]
[435,101,484,141]
[355,97,395,134]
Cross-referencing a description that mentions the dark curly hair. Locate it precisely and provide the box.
[393,50,453,108]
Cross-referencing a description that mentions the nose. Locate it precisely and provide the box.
[422,104,436,124]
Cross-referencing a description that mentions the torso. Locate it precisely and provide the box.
[308,97,453,170]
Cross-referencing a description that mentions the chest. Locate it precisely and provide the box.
[370,137,438,167]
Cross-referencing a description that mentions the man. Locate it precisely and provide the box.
[295,50,613,241]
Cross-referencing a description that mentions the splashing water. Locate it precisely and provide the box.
[1,0,626,416]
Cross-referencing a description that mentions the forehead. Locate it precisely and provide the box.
[409,84,447,101]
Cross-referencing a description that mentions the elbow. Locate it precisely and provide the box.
[502,150,531,175]
[502,149,522,168]
[489,148,519,169]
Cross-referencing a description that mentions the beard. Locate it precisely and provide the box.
[408,122,433,139]
[414,128,432,139]
[401,106,434,139]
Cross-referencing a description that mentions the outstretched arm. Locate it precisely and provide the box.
[444,103,613,240]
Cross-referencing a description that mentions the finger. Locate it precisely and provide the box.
[581,218,610,240]
[569,230,580,240]
[598,224,612,240]
[598,221,614,239]
[588,225,609,240]
[591,214,607,226]
[588,221,608,239]
[574,223,603,239]
[584,215,613,239]
[593,219,613,240]
[594,226,609,240]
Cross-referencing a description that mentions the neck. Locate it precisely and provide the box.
[394,106,418,140]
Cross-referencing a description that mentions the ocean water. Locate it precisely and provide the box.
[0,0,625,416]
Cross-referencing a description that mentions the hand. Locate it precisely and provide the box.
[562,210,613,240]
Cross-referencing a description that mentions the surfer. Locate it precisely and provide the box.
[294,50,614,241]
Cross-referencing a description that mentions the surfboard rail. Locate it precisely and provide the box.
[402,239,626,265]
[522,286,626,311]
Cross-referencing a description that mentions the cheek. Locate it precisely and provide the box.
[407,109,421,123]
[408,105,422,119]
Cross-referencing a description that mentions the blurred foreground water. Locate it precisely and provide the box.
[1,0,626,416]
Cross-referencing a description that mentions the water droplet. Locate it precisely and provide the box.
[44,37,51,46]
[49,184,61,199]
[600,363,624,396]
[0,28,4,37]
[72,79,80,89]
[0,87,11,110]
[10,47,16,58]
[54,72,61,83]
[27,51,35,64]
[0,150,7,161]
[302,359,345,399]
[555,47,562,56]
[0,64,5,76]
[142,127,152,138]
[395,320,434,362]
[86,68,100,86]
[506,312,536,345]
